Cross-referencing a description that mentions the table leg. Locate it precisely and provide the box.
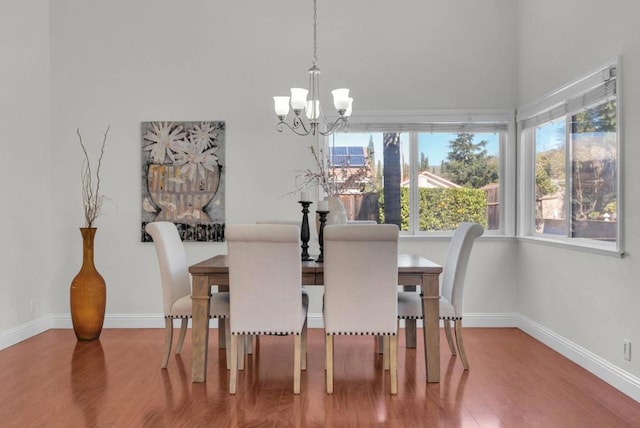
[422,273,440,382]
[403,285,417,348]
[218,319,226,349]
[405,319,417,348]
[191,275,211,382]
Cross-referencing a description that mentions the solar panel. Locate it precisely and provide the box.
[349,155,366,166]
[347,146,364,156]
[332,155,348,166]
[329,146,367,167]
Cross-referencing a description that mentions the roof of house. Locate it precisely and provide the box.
[401,171,461,188]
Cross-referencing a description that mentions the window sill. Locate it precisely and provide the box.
[399,233,514,242]
[517,235,624,258]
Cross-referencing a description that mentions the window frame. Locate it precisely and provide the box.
[516,58,623,256]
[323,109,516,237]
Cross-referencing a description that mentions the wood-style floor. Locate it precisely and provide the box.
[1,328,639,427]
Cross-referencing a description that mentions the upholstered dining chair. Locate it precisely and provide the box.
[226,224,309,395]
[397,222,484,370]
[254,220,310,354]
[256,219,310,308]
[146,221,231,369]
[323,224,399,395]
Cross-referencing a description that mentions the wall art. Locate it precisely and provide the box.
[140,121,225,242]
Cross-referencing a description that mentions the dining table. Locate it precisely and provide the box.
[188,253,443,383]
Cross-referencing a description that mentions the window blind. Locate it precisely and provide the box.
[328,109,513,135]
[346,122,508,134]
[517,63,617,130]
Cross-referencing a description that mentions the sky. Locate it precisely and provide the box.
[535,118,565,152]
[330,132,500,166]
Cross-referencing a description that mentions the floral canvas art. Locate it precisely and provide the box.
[141,121,225,242]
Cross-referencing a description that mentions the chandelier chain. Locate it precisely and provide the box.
[312,0,318,67]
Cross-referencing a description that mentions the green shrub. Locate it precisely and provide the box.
[379,187,487,231]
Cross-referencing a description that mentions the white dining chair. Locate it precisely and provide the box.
[256,219,310,308]
[322,224,399,395]
[226,224,309,395]
[397,222,483,370]
[146,221,231,369]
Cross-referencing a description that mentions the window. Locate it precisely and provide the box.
[324,110,514,235]
[518,59,621,253]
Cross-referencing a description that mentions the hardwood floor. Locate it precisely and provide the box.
[1,328,638,427]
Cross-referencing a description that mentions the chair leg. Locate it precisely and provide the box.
[444,318,457,356]
[162,318,174,369]
[454,319,469,370]
[326,335,334,394]
[229,334,238,394]
[390,335,398,395]
[175,318,188,354]
[377,335,384,354]
[294,334,302,394]
[301,319,308,371]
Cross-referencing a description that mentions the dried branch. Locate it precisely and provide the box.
[288,145,371,197]
[77,126,110,228]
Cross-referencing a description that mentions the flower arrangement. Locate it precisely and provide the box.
[142,121,221,183]
[296,145,371,197]
[77,126,111,228]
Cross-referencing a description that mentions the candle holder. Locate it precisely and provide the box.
[316,210,329,263]
[298,201,314,261]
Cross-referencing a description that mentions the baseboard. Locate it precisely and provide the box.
[42,313,327,331]
[2,312,639,403]
[0,316,53,351]
[462,312,519,327]
[397,312,519,329]
[518,314,640,403]
[0,311,532,349]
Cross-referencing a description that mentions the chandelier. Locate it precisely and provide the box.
[273,0,353,137]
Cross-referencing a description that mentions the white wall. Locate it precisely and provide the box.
[0,0,51,331]
[516,0,640,379]
[44,0,518,320]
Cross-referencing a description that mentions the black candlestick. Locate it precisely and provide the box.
[316,210,329,263]
[299,201,314,261]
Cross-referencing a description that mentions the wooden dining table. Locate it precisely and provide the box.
[188,253,443,383]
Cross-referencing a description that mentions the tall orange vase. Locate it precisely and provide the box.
[70,228,106,341]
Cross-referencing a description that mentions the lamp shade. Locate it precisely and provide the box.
[331,88,350,111]
[344,97,354,117]
[290,88,309,111]
[274,96,290,118]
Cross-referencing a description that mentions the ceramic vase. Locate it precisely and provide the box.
[70,227,106,341]
[325,196,348,225]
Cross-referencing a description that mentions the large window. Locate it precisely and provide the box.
[518,59,621,253]
[325,111,514,235]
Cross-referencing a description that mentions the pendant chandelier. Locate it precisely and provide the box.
[273,0,353,137]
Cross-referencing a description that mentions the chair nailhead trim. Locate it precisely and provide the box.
[231,331,300,335]
[396,316,463,321]
[167,315,227,319]
[326,332,396,336]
